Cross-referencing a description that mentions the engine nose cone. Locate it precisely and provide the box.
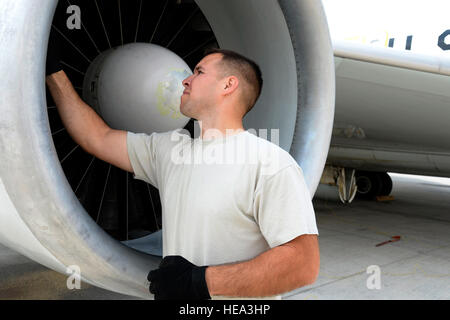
[83,43,191,134]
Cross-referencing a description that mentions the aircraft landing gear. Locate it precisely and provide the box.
[355,171,393,199]
[337,167,357,203]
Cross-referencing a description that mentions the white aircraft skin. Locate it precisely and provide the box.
[323,0,450,57]
[320,0,450,201]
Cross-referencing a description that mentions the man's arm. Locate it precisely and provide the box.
[205,234,320,297]
[46,70,133,173]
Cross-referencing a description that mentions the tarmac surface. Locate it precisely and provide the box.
[0,173,449,300]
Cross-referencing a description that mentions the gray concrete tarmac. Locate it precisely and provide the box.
[285,173,450,300]
[1,173,449,299]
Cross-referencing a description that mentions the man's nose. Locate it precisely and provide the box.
[182,75,192,88]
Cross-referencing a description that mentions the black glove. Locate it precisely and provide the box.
[148,255,211,300]
[46,26,63,76]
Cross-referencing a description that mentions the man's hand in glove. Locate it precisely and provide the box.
[46,26,63,76]
[148,255,211,300]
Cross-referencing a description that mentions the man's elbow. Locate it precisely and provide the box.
[284,234,320,289]
[308,251,320,285]
[297,253,320,287]
[305,263,320,285]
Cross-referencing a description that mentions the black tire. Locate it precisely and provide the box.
[378,172,393,196]
[355,171,382,200]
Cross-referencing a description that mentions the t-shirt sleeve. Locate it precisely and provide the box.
[126,131,159,188]
[253,164,319,248]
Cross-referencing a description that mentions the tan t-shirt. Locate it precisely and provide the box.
[127,129,318,299]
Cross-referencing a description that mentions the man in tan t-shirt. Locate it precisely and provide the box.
[46,44,320,299]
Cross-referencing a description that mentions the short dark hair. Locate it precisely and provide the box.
[203,48,263,115]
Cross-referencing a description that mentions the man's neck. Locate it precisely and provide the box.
[197,118,245,140]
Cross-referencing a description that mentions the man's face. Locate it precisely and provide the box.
[180,53,223,119]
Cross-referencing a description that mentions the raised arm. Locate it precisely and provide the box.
[46,70,133,173]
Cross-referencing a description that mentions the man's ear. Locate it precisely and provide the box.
[222,76,239,96]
